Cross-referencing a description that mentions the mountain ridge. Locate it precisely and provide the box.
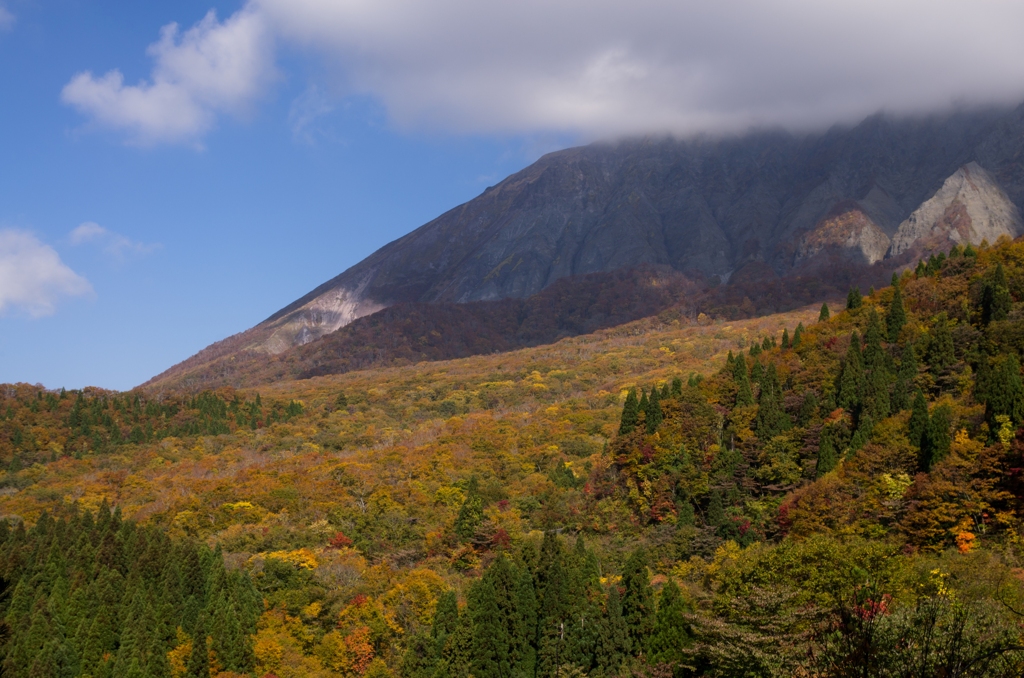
[148,104,1024,389]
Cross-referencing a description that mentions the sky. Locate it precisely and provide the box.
[3,0,1024,391]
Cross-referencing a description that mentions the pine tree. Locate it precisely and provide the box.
[432,591,460,658]
[863,310,886,371]
[908,390,930,467]
[755,364,790,441]
[733,354,753,406]
[781,328,790,349]
[924,405,952,470]
[470,579,509,678]
[186,615,210,678]
[837,332,865,411]
[646,388,663,434]
[619,389,639,435]
[620,550,654,658]
[982,263,1012,324]
[660,383,669,399]
[797,391,818,426]
[595,584,629,675]
[649,579,691,667]
[817,430,838,476]
[793,323,804,347]
[670,377,683,398]
[535,533,570,677]
[887,284,907,342]
[819,303,831,322]
[983,354,1024,427]
[847,287,863,310]
[750,360,764,387]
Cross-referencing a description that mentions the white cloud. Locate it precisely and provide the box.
[64,0,1024,143]
[0,230,92,318]
[69,222,160,261]
[252,0,1024,137]
[61,8,273,146]
[0,5,14,31]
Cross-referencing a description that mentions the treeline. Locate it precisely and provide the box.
[0,503,261,678]
[0,386,304,468]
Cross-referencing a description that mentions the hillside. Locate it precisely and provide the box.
[145,265,853,392]
[6,237,1024,675]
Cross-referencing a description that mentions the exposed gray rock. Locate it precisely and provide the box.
[888,162,1024,257]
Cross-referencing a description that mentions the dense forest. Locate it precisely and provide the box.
[5,239,1024,675]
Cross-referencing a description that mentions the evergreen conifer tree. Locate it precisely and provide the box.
[819,303,830,322]
[887,284,907,342]
[646,388,663,434]
[733,354,753,406]
[595,584,629,675]
[620,549,654,658]
[817,430,838,476]
[925,405,952,470]
[983,263,1012,324]
[793,323,804,347]
[707,490,725,527]
[650,579,691,667]
[755,364,790,441]
[863,310,886,371]
[670,377,683,397]
[619,389,639,435]
[908,390,930,467]
[470,579,509,678]
[781,328,790,349]
[983,354,1024,428]
[847,287,863,310]
[837,332,865,411]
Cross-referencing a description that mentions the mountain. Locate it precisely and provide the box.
[147,104,1024,389]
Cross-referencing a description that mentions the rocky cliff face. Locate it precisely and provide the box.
[175,105,1024,367]
[888,162,1023,257]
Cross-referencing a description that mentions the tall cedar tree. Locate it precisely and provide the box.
[646,388,663,433]
[838,332,865,411]
[847,287,863,310]
[781,328,790,349]
[671,377,683,397]
[887,283,907,341]
[820,303,830,322]
[817,429,838,476]
[983,354,1024,427]
[755,363,789,441]
[794,322,804,347]
[596,585,630,674]
[650,579,692,667]
[620,549,655,658]
[983,263,1012,324]
[733,354,754,406]
[619,389,639,434]
[924,405,953,470]
[908,390,930,469]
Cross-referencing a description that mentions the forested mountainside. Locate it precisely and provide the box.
[8,238,1024,675]
[146,262,854,392]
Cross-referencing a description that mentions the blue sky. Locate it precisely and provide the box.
[0,1,575,390]
[3,0,1024,391]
